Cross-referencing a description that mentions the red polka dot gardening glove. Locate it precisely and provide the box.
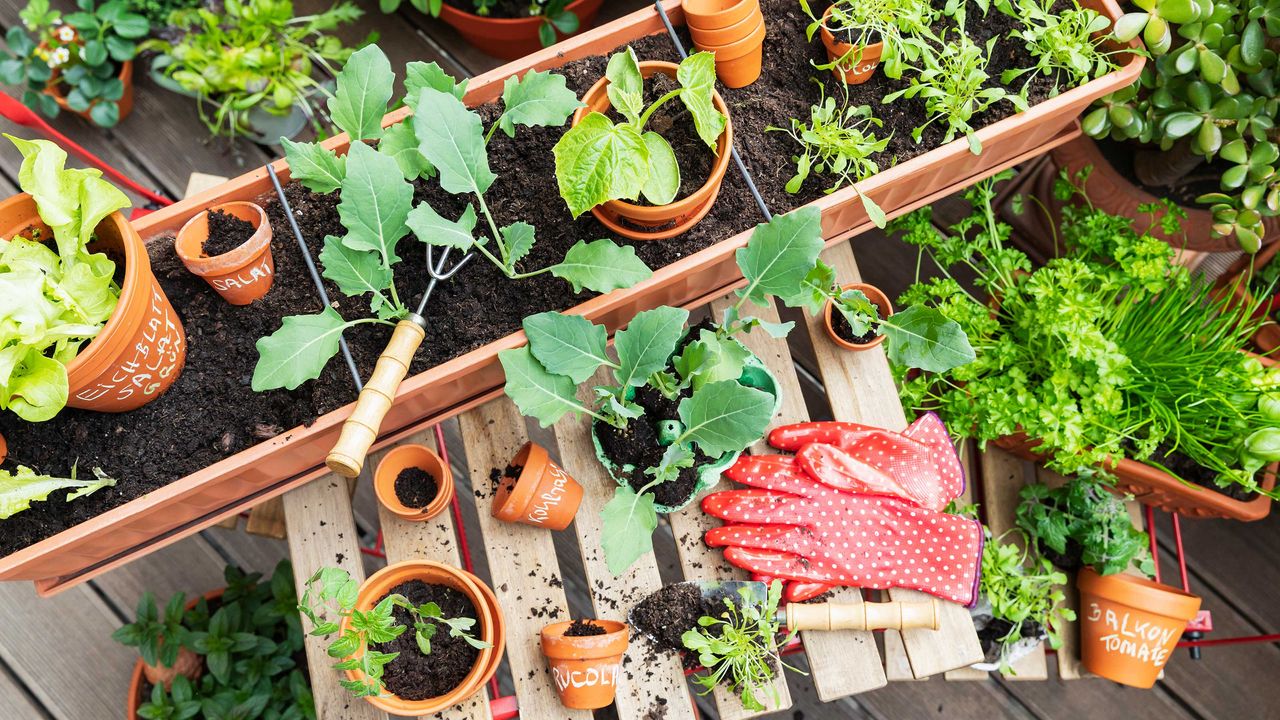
[701,415,982,606]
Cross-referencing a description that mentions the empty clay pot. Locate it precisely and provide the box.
[819,6,883,85]
[824,282,892,351]
[540,620,630,710]
[491,442,583,530]
[691,12,766,88]
[374,443,455,522]
[1077,568,1201,688]
[175,201,275,305]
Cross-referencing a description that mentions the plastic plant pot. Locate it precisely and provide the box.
[0,193,186,413]
[683,0,760,30]
[573,61,733,241]
[1076,568,1201,688]
[824,282,892,351]
[491,442,584,530]
[819,5,882,85]
[691,12,766,88]
[540,620,630,710]
[438,0,604,61]
[342,561,505,717]
[174,201,275,305]
[373,443,455,522]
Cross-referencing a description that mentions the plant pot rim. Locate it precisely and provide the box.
[824,282,891,351]
[684,0,760,29]
[174,201,272,273]
[691,14,766,57]
[540,619,630,658]
[373,443,456,522]
[818,5,884,53]
[1077,567,1200,619]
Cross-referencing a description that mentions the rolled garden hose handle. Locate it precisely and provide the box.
[784,599,940,632]
[326,316,426,478]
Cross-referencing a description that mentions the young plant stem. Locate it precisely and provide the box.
[637,88,683,132]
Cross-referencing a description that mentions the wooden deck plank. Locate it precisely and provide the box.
[946,442,988,682]
[552,366,697,720]
[708,295,888,700]
[802,241,983,679]
[0,665,45,720]
[997,669,1199,720]
[90,535,231,611]
[458,399,590,720]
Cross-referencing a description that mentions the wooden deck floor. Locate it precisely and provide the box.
[2,1,1279,718]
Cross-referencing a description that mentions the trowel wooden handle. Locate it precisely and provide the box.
[326,318,426,478]
[785,600,940,632]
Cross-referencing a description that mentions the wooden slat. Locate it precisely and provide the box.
[946,441,988,682]
[458,399,591,720]
[0,666,45,720]
[708,295,888,700]
[283,475,386,720]
[552,367,697,720]
[91,536,231,611]
[802,241,983,679]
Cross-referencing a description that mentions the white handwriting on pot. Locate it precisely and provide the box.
[1086,603,1176,667]
[553,664,619,691]
[211,255,273,291]
[74,288,184,403]
[526,465,569,524]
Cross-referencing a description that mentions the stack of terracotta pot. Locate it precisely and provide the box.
[685,0,766,88]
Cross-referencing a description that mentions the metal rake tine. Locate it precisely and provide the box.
[434,251,474,280]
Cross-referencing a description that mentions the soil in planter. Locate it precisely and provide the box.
[594,382,712,508]
[372,580,482,701]
[0,0,1070,556]
[394,467,439,509]
[605,72,714,206]
[564,618,608,636]
[832,306,881,345]
[202,209,256,257]
[1142,444,1260,503]
[977,617,1043,660]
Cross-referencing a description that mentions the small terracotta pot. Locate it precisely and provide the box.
[684,0,760,30]
[438,0,603,61]
[574,61,733,240]
[540,620,629,710]
[0,193,185,413]
[824,282,892,351]
[491,442,583,530]
[44,54,135,125]
[819,6,883,85]
[691,13,766,88]
[174,202,275,305]
[1077,568,1200,688]
[127,589,222,719]
[342,561,505,717]
[373,443,455,522]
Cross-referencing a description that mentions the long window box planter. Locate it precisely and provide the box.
[1,0,1141,592]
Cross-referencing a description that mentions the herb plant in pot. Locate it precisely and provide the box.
[554,47,732,241]
[174,201,275,305]
[299,561,502,716]
[1015,477,1152,576]
[806,0,909,85]
[383,0,603,60]
[540,619,629,710]
[490,441,583,530]
[374,443,456,522]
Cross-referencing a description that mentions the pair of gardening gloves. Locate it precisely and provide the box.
[701,415,983,606]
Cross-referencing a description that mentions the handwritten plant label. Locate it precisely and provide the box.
[552,661,620,692]
[73,287,184,406]
[211,254,274,292]
[1085,603,1178,668]
[526,463,572,525]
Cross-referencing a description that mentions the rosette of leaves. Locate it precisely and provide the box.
[254,45,650,391]
[799,0,937,79]
[553,47,728,217]
[380,0,582,48]
[1015,477,1153,576]
[1085,0,1280,250]
[995,0,1121,92]
[0,0,149,127]
[499,208,826,574]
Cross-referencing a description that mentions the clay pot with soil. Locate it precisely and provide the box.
[175,202,275,305]
[540,619,630,710]
[374,443,456,522]
[685,0,766,88]
[1076,568,1200,688]
[824,282,892,351]
[491,442,583,530]
[40,45,135,126]
[437,0,603,60]
[818,5,883,85]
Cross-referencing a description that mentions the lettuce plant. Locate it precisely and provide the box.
[553,47,727,216]
[255,45,651,391]
[0,464,116,520]
[1,134,129,422]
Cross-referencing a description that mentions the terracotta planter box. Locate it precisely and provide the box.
[1216,241,1280,353]
[1,0,1141,593]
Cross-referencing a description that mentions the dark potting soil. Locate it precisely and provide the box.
[977,617,1043,657]
[0,0,1072,556]
[1143,444,1259,502]
[1035,536,1084,573]
[487,463,524,501]
[203,209,256,257]
[564,618,608,636]
[394,467,439,509]
[373,580,482,701]
[630,582,716,670]
[594,384,711,508]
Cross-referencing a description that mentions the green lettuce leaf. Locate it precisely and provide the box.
[0,464,116,520]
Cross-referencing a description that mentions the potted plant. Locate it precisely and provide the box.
[1076,567,1201,687]
[373,443,457,522]
[1015,477,1152,576]
[0,0,148,127]
[539,619,629,710]
[804,0,932,85]
[382,0,603,59]
[298,561,502,716]
[140,0,364,144]
[490,441,584,530]
[174,201,275,306]
[117,561,315,720]
[553,47,732,240]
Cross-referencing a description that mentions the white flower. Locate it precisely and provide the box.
[47,46,70,68]
[56,26,75,42]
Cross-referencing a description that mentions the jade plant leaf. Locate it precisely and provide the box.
[406,203,478,251]
[318,236,394,317]
[0,465,115,520]
[413,87,496,197]
[605,47,645,125]
[523,311,610,383]
[497,69,582,138]
[498,345,586,428]
[378,121,434,181]
[600,485,659,575]
[880,305,976,373]
[552,112,649,217]
[736,206,825,309]
[640,131,679,206]
[253,308,350,391]
[404,60,467,102]
[678,380,775,458]
[614,305,689,388]
[337,142,414,269]
[329,45,394,142]
[281,138,346,194]
[500,222,536,269]
[676,52,727,150]
[549,239,652,294]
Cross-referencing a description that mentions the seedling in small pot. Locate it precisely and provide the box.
[996,0,1120,94]
[381,0,583,48]
[802,0,935,83]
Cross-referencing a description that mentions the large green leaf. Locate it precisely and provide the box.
[600,486,658,576]
[337,142,414,268]
[880,305,975,373]
[252,308,351,391]
[329,45,393,141]
[640,131,679,205]
[0,465,115,520]
[412,87,496,196]
[406,203,478,251]
[677,381,774,458]
[552,112,648,217]
[281,138,346,194]
[614,306,689,388]
[736,207,825,308]
[523,311,610,383]
[676,52,727,149]
[498,345,585,428]
[550,238,652,293]
[318,235,394,317]
[605,48,645,125]
[675,330,751,391]
[497,69,582,138]
[404,60,467,102]
[2,351,67,422]
[378,121,433,181]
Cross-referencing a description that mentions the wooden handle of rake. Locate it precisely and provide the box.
[326,316,426,478]
[785,599,940,632]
